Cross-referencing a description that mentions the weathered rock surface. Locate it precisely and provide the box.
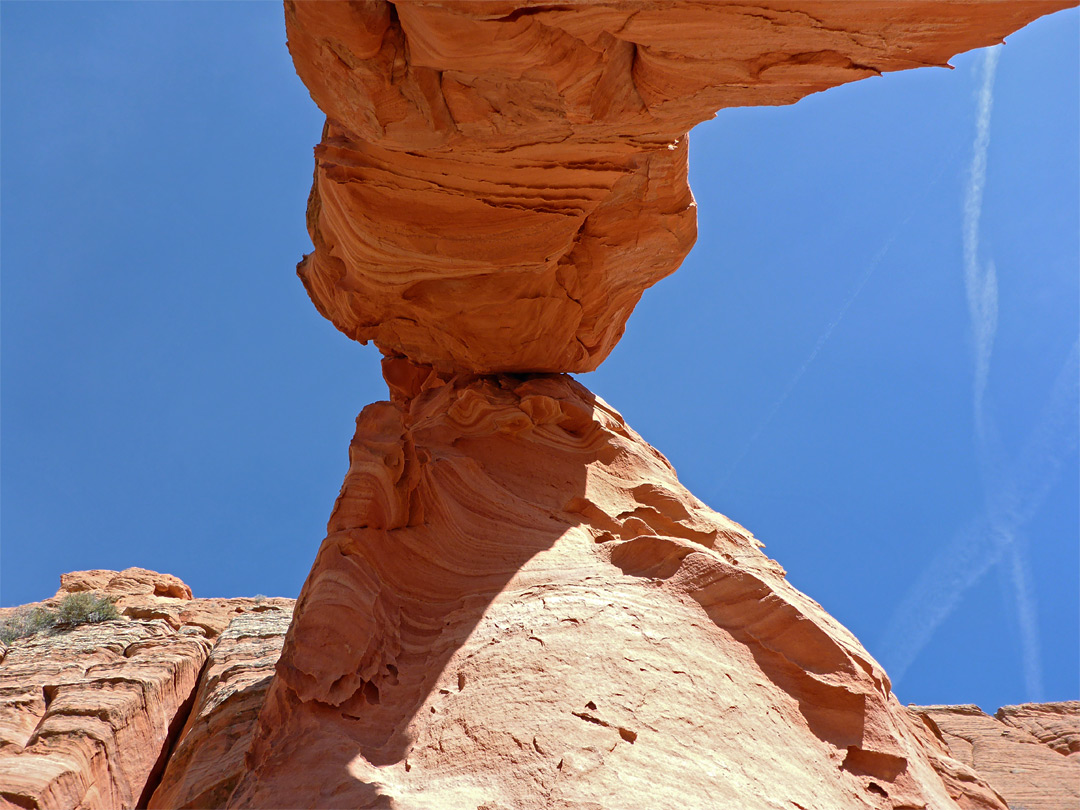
[8,3,1078,809]
[0,567,1073,809]
[249,13,1077,802]
[0,570,293,810]
[148,611,293,810]
[227,362,1005,809]
[997,701,1080,759]
[288,0,1072,374]
[911,704,1080,810]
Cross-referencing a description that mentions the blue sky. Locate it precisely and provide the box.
[2,3,1076,712]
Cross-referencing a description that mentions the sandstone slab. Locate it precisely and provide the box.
[0,621,209,810]
[287,0,1071,374]
[0,571,294,810]
[148,610,293,810]
[911,704,1080,810]
[997,701,1080,759]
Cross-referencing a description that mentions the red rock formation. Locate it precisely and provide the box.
[997,701,1080,758]
[911,704,1080,810]
[231,2,1078,807]
[0,570,293,810]
[288,0,1072,374]
[228,362,1005,809]
[148,611,293,810]
[0,621,206,810]
[8,4,1077,809]
[2,570,1074,810]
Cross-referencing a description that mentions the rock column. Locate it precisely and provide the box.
[230,3,1072,808]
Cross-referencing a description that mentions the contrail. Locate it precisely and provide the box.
[964,45,1001,452]
[714,141,966,494]
[1007,540,1045,701]
[714,230,900,492]
[880,338,1078,687]
[962,45,1043,699]
[879,45,1075,698]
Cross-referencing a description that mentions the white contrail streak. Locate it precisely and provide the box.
[964,46,1001,449]
[714,140,966,494]
[881,46,1070,697]
[881,338,1077,686]
[961,45,1047,694]
[713,231,900,492]
[1008,540,1045,701]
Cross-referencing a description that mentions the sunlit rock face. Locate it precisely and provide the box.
[5,3,1060,809]
[911,704,1080,810]
[0,570,294,810]
[229,360,1006,810]
[286,0,1071,374]
[147,611,294,810]
[240,1,1077,807]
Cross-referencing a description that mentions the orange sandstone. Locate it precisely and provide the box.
[224,2,1079,807]
[912,704,1080,810]
[5,3,1077,808]
[287,0,1072,374]
[0,570,1074,809]
[0,570,293,810]
[230,362,1008,809]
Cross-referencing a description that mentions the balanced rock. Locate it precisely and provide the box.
[236,1,1077,807]
[6,2,1076,808]
[287,0,1071,373]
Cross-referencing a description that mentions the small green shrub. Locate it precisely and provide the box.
[0,593,119,644]
[54,593,120,626]
[0,606,58,644]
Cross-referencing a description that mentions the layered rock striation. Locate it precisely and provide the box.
[1,570,1076,809]
[230,361,1002,808]
[147,611,293,810]
[0,570,293,810]
[911,704,1080,810]
[289,0,1072,373]
[225,1,1079,807]
[7,2,1077,808]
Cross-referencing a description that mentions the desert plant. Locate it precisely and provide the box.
[54,592,120,626]
[0,593,121,645]
[0,606,58,644]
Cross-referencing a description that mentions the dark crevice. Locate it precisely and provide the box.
[134,651,212,809]
[0,791,37,810]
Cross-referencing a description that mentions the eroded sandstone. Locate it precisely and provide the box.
[229,361,1009,809]
[148,611,293,810]
[288,0,1072,373]
[912,704,1080,810]
[228,3,1078,806]
[0,570,293,810]
[6,3,1077,808]
[997,701,1080,758]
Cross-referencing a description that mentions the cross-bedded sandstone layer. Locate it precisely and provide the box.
[253,2,1079,807]
[911,704,1080,810]
[229,361,1010,809]
[0,570,294,810]
[1,570,1076,809]
[288,0,1071,374]
[7,4,1076,809]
